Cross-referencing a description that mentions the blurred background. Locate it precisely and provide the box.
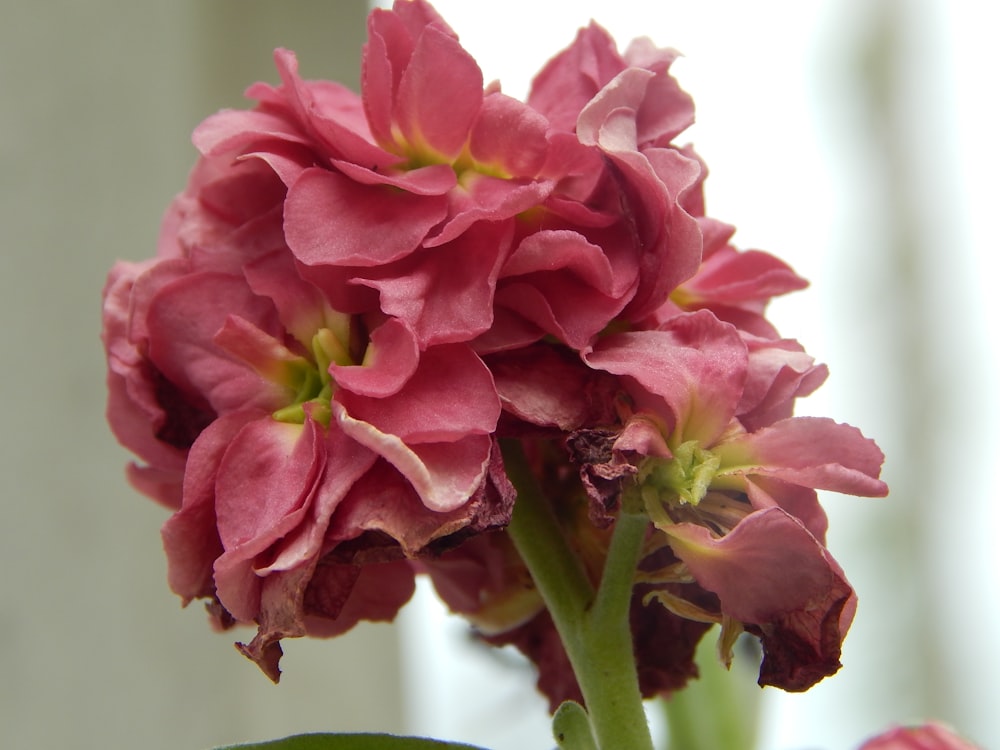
[1,1,995,748]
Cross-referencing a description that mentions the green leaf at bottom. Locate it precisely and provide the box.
[215,732,490,750]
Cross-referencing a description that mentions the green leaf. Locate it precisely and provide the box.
[214,733,491,750]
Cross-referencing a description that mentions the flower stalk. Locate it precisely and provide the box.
[502,440,654,750]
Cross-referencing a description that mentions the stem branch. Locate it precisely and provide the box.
[501,440,654,750]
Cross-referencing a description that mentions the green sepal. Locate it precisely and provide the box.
[214,733,490,750]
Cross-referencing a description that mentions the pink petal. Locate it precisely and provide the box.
[622,42,693,147]
[145,272,288,414]
[162,411,260,603]
[585,312,747,445]
[737,335,829,432]
[327,462,498,555]
[271,48,399,170]
[126,464,184,510]
[103,261,192,472]
[664,507,856,690]
[331,158,457,195]
[469,92,550,177]
[527,23,625,133]
[336,343,500,443]
[487,344,620,430]
[494,228,636,348]
[359,221,512,347]
[362,7,416,150]
[192,108,310,159]
[716,416,889,497]
[212,417,326,620]
[682,247,808,305]
[426,175,552,248]
[333,403,492,513]
[243,250,344,350]
[394,24,483,160]
[285,167,448,267]
[329,317,419,399]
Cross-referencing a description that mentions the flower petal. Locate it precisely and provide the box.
[285,167,448,267]
[585,311,747,445]
[716,416,889,497]
[663,507,855,690]
[394,24,483,160]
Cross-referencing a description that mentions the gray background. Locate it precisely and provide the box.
[1,3,405,749]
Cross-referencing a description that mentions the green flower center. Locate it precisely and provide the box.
[271,326,354,428]
[638,440,721,509]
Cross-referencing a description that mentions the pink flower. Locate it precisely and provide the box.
[482,23,706,349]
[859,723,981,750]
[102,120,511,678]
[580,310,887,690]
[193,0,554,349]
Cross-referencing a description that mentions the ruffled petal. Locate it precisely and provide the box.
[284,167,449,267]
[663,507,855,690]
[585,312,747,445]
[715,416,889,497]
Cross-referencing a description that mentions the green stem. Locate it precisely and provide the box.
[501,440,654,750]
[662,626,761,750]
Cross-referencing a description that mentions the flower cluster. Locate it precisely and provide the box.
[102,0,886,704]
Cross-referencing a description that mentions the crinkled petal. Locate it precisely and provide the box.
[145,272,287,414]
[716,417,889,497]
[212,417,326,621]
[329,317,420,399]
[162,411,260,603]
[336,343,500,443]
[737,335,828,432]
[333,402,492,513]
[327,455,511,556]
[271,48,400,170]
[663,507,855,690]
[285,167,448,267]
[359,221,512,347]
[584,311,747,444]
[527,22,625,133]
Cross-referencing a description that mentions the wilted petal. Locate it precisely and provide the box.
[663,507,855,690]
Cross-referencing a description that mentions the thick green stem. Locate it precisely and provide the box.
[501,440,654,750]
